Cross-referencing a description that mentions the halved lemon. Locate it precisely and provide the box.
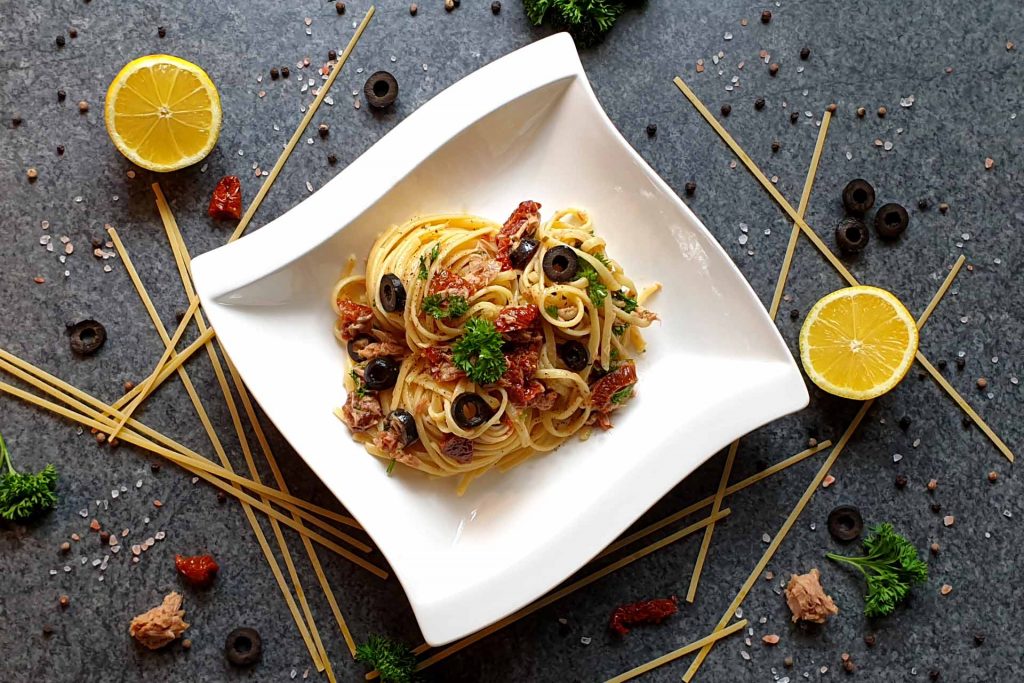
[799,286,919,400]
[104,55,221,172]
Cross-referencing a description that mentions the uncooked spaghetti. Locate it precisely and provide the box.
[333,202,658,493]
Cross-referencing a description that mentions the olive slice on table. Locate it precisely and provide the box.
[68,319,107,356]
[557,340,589,372]
[841,178,875,214]
[827,505,864,542]
[451,392,493,430]
[364,71,398,109]
[835,217,869,254]
[509,238,540,270]
[363,357,400,390]
[379,273,406,312]
[387,409,419,448]
[542,245,579,283]
[346,334,377,362]
[225,627,262,667]
[874,202,909,239]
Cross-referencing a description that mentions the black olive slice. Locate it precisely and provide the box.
[363,357,400,390]
[874,203,909,239]
[364,71,398,109]
[542,245,579,283]
[842,179,875,214]
[379,274,406,312]
[68,320,106,356]
[557,340,589,372]
[835,217,869,254]
[387,409,418,448]
[451,393,492,430]
[346,334,378,362]
[827,505,864,542]
[225,627,262,667]
[509,238,540,270]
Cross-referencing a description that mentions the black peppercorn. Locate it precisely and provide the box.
[931,503,941,513]
[492,1,502,13]
[217,491,227,504]
[328,49,337,61]
[898,416,911,430]
[318,123,329,138]
[270,67,279,80]
[645,123,657,137]
[157,26,166,38]
[336,1,346,14]
[57,89,66,102]
[937,359,948,371]
[684,181,696,196]
[69,28,78,38]
[929,671,939,681]
[410,3,418,15]
[771,140,781,153]
[789,308,799,321]
[720,103,732,116]
[761,9,772,23]
[895,474,908,489]
[56,35,66,47]
[918,197,930,210]
[57,145,65,155]
[864,633,876,647]
[281,66,290,78]
[12,116,21,127]
[754,96,765,110]
[151,462,161,473]
[99,530,110,544]
[769,63,779,76]
[800,47,810,60]
[327,153,338,165]
[973,633,985,646]
[790,111,799,124]
[955,356,965,371]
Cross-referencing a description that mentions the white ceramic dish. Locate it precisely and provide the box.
[192,34,808,646]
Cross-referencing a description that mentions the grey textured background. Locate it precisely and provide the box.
[2,1,1022,681]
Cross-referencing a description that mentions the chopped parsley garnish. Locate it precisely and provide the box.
[386,459,396,476]
[355,635,416,683]
[349,370,368,398]
[578,261,608,307]
[0,431,58,522]
[612,323,628,337]
[610,384,634,405]
[544,304,559,318]
[826,523,928,617]
[417,243,441,280]
[612,290,638,313]
[593,251,612,268]
[610,348,620,361]
[422,294,470,320]
[452,317,507,385]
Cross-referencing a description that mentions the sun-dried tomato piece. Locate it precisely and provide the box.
[441,435,474,464]
[336,299,373,340]
[175,554,220,587]
[428,269,472,298]
[208,176,243,221]
[495,200,541,270]
[499,344,543,406]
[589,361,637,412]
[495,305,540,333]
[609,596,678,636]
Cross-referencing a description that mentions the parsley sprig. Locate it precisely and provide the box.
[422,294,469,320]
[452,317,507,385]
[355,635,416,683]
[349,370,368,398]
[578,260,608,307]
[612,290,638,313]
[417,243,441,281]
[826,523,928,617]
[524,0,631,47]
[610,384,634,405]
[0,431,58,522]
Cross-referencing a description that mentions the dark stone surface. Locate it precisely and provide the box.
[1,1,1022,681]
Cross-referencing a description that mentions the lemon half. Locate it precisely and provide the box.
[799,286,919,400]
[104,55,221,172]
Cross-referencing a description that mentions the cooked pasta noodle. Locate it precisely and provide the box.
[332,202,657,494]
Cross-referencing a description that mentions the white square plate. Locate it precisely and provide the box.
[191,34,808,646]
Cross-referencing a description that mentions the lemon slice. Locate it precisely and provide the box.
[104,55,221,172]
[799,286,919,400]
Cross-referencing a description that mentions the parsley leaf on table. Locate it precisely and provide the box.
[0,431,58,522]
[826,523,928,617]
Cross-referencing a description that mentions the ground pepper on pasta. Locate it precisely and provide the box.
[333,201,659,494]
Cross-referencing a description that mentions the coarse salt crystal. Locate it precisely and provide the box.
[580,636,591,645]
[762,533,771,543]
